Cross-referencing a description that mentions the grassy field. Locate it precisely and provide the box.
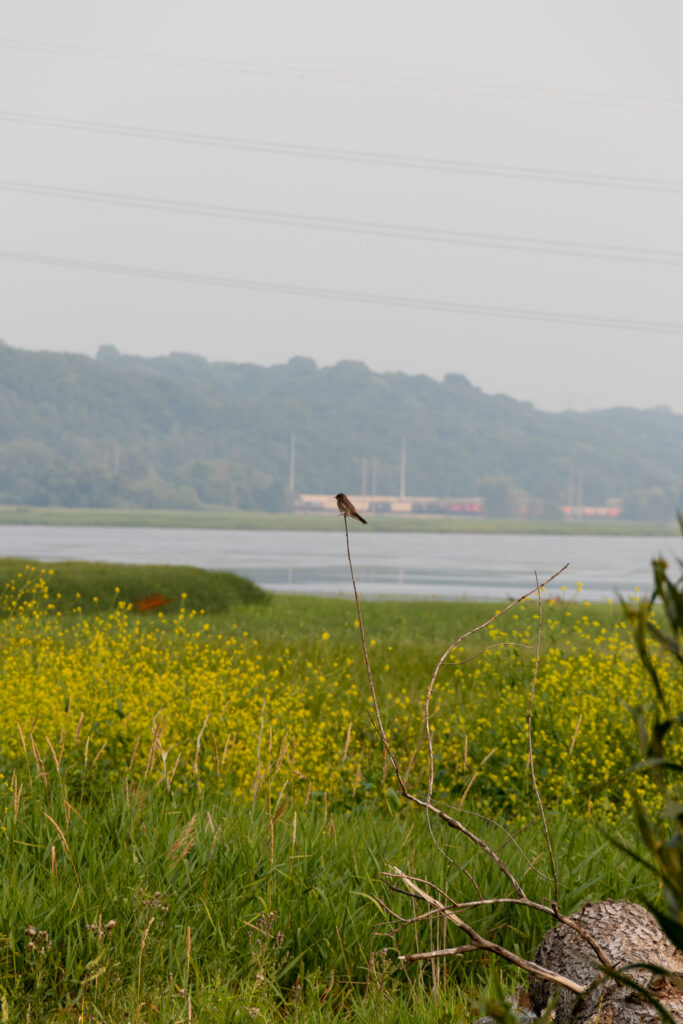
[0,504,677,535]
[0,560,671,1021]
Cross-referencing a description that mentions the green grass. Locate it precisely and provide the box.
[0,558,268,614]
[0,563,666,1021]
[0,504,677,535]
[0,749,654,1024]
[226,590,623,645]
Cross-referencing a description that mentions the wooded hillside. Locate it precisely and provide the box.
[1,342,680,518]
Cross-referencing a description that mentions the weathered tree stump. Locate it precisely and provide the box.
[529,900,683,1023]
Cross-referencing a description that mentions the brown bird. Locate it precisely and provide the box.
[335,492,368,525]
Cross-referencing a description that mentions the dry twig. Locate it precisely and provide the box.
[341,518,611,989]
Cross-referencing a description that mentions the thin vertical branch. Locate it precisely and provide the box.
[528,573,559,909]
[345,519,560,894]
[344,518,405,787]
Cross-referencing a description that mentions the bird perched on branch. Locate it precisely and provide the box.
[335,492,368,525]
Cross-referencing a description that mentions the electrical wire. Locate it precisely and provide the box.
[2,37,682,113]
[1,249,680,335]
[2,178,681,265]
[1,110,681,193]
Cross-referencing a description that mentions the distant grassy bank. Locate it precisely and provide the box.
[0,558,268,614]
[0,504,677,535]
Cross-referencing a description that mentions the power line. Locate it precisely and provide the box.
[1,249,680,335]
[2,178,682,265]
[2,37,682,113]
[2,109,682,193]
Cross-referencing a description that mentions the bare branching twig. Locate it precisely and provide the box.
[341,519,613,986]
[389,867,586,994]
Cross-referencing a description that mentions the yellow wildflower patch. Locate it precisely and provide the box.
[0,568,675,821]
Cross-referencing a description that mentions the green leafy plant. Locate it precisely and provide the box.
[620,514,683,945]
[585,514,683,1022]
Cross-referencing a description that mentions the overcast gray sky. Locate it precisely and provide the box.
[1,0,682,412]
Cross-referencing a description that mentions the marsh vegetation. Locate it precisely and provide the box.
[0,559,672,1021]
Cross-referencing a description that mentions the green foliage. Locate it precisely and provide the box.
[1,343,682,517]
[0,558,268,614]
[619,517,683,915]
[586,516,683,1020]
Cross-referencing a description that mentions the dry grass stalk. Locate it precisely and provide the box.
[44,735,63,774]
[128,735,141,773]
[167,815,197,867]
[73,711,85,747]
[29,733,48,788]
[341,721,353,764]
[16,723,28,760]
[44,810,84,896]
[11,770,22,823]
[568,714,582,757]
[89,741,108,773]
[136,916,155,1005]
[191,715,210,785]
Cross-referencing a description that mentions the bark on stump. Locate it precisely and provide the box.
[529,900,683,1023]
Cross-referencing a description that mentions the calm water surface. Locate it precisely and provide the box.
[0,525,678,602]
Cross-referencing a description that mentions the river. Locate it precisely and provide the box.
[0,524,678,602]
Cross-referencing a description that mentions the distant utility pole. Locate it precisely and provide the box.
[400,437,407,499]
[568,467,584,517]
[361,457,368,495]
[371,457,378,496]
[289,434,296,492]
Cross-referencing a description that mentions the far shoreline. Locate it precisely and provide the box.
[0,505,678,537]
